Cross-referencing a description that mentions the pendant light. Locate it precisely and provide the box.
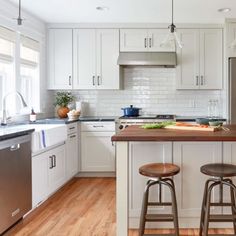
[17,0,23,25]
[160,0,183,49]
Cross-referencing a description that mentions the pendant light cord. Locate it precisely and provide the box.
[172,0,173,25]
[19,0,21,19]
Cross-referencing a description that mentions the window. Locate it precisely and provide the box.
[20,36,40,112]
[0,27,15,114]
[0,26,40,117]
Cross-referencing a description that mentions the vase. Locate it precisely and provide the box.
[57,106,69,118]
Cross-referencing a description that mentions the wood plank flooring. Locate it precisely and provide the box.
[4,177,233,236]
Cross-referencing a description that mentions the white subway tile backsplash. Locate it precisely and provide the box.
[70,68,226,117]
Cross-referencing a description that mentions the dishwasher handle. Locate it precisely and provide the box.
[10,144,20,151]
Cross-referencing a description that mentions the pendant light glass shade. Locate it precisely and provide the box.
[160,27,183,49]
[160,0,183,49]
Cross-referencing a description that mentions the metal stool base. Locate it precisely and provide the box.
[139,178,179,236]
[199,178,236,236]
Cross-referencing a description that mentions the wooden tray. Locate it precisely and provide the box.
[165,125,219,132]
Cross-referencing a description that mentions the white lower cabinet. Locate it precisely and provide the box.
[81,122,115,172]
[32,144,66,208]
[173,142,222,218]
[32,150,49,208]
[128,142,172,220]
[222,142,236,212]
[48,145,66,195]
[81,132,115,171]
[66,126,79,180]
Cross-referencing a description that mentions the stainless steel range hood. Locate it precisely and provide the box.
[117,52,177,67]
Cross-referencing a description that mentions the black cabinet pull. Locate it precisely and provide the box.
[53,155,56,167]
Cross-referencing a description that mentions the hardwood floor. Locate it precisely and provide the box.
[4,178,233,236]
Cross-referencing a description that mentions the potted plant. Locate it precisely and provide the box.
[54,92,75,118]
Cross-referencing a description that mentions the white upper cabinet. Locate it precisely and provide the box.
[176,29,200,89]
[96,29,120,89]
[177,28,223,90]
[148,29,175,52]
[120,29,148,51]
[73,29,96,89]
[199,29,223,90]
[48,29,73,90]
[120,29,175,52]
[73,29,120,90]
[226,23,236,58]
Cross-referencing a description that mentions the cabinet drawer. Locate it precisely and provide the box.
[67,122,78,134]
[81,122,115,132]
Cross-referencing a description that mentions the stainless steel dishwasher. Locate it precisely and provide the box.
[0,134,32,234]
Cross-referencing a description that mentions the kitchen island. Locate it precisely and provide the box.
[112,125,236,236]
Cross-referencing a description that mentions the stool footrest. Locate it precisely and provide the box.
[202,235,236,236]
[209,214,236,222]
[143,234,176,236]
[145,214,174,222]
[148,202,172,206]
[210,202,234,207]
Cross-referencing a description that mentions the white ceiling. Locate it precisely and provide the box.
[8,0,236,24]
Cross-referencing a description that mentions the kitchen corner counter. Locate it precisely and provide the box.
[0,126,35,141]
[32,116,117,124]
[112,125,236,142]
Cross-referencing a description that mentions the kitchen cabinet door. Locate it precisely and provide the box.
[176,28,223,90]
[176,29,200,89]
[222,142,236,213]
[48,29,73,90]
[96,29,120,89]
[73,29,96,89]
[173,142,222,218]
[199,29,223,90]
[148,29,175,52]
[128,142,172,226]
[66,132,79,180]
[227,23,236,57]
[81,131,115,172]
[48,144,66,195]
[120,29,148,52]
[32,152,48,208]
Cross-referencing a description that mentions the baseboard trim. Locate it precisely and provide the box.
[76,172,116,177]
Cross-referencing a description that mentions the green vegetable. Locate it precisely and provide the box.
[142,121,176,129]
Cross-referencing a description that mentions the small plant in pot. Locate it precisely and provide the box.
[54,92,75,118]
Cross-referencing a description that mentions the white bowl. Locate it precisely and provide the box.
[67,113,80,120]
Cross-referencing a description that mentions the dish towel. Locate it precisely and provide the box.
[41,125,67,148]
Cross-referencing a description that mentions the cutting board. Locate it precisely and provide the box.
[165,125,219,132]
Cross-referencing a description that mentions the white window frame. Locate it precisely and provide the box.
[0,26,41,117]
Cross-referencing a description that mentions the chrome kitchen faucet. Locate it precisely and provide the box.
[1,91,28,125]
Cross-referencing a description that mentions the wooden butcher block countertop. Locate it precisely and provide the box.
[111,125,236,142]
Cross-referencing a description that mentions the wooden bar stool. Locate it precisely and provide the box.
[138,163,180,236]
[199,163,236,236]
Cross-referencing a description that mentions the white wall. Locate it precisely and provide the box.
[0,0,54,119]
[73,67,226,117]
